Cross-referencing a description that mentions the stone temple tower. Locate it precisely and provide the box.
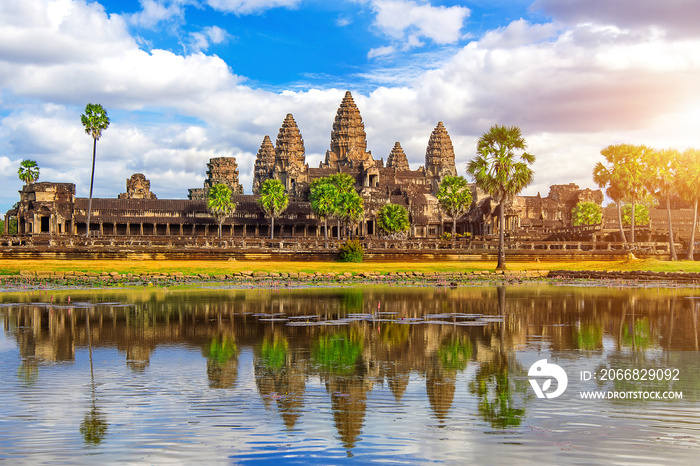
[322,91,374,169]
[188,156,244,199]
[424,121,457,188]
[387,142,410,171]
[252,135,275,194]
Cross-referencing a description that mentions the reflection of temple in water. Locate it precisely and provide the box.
[3,286,699,449]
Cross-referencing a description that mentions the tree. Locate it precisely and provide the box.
[644,148,679,260]
[258,178,289,239]
[336,190,364,238]
[621,204,649,227]
[80,103,110,237]
[467,125,535,270]
[675,148,700,260]
[309,178,336,239]
[207,184,236,238]
[376,203,410,239]
[571,201,602,226]
[595,144,650,245]
[328,173,356,239]
[18,159,40,185]
[436,175,472,239]
[593,161,628,244]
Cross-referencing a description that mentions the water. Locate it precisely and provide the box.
[1,285,700,463]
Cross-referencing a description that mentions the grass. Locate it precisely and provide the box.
[0,258,699,276]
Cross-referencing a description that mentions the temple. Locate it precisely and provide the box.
[5,91,605,239]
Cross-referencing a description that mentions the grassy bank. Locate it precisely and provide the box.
[1,258,699,276]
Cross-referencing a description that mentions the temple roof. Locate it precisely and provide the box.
[387,142,410,171]
[275,114,305,166]
[425,121,457,176]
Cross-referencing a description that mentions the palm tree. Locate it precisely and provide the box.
[80,103,110,237]
[436,175,473,239]
[376,203,410,239]
[593,163,628,244]
[18,159,40,185]
[328,173,356,239]
[207,184,236,238]
[258,178,289,239]
[467,124,534,270]
[675,148,700,260]
[337,190,364,238]
[596,144,650,245]
[644,148,679,260]
[310,178,336,239]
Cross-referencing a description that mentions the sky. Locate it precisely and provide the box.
[2,0,700,213]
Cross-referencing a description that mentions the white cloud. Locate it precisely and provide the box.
[367,45,395,59]
[128,0,188,28]
[187,25,230,52]
[205,0,301,15]
[369,0,470,47]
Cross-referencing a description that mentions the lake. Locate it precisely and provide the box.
[1,284,699,464]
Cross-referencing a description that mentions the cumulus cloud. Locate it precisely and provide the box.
[205,0,301,15]
[128,0,189,28]
[532,0,700,38]
[187,25,230,52]
[368,0,470,49]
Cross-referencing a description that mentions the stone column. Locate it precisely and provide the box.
[139,223,144,236]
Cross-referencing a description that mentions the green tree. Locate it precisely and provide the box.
[309,178,336,239]
[621,204,649,226]
[467,125,535,270]
[644,148,679,260]
[80,103,110,237]
[337,190,364,238]
[593,160,628,244]
[675,148,700,260]
[258,178,289,239]
[436,175,473,238]
[207,184,236,238]
[18,159,40,185]
[376,203,410,238]
[596,144,650,245]
[571,201,602,226]
[328,173,356,239]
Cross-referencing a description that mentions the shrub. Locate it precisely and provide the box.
[338,239,364,262]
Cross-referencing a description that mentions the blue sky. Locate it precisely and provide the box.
[2,0,700,213]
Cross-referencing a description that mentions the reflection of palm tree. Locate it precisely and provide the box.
[205,336,239,389]
[254,335,306,430]
[80,310,108,445]
[311,331,364,375]
[438,335,472,371]
[469,355,525,429]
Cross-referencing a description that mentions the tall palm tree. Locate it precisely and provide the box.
[467,125,534,270]
[337,190,364,239]
[18,159,40,185]
[310,178,336,239]
[328,173,356,239]
[593,162,628,244]
[644,148,679,260]
[258,178,289,239]
[207,184,236,238]
[80,103,110,237]
[675,148,700,260]
[436,175,473,239]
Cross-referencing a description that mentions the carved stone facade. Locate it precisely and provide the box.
[119,173,157,200]
[188,157,244,200]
